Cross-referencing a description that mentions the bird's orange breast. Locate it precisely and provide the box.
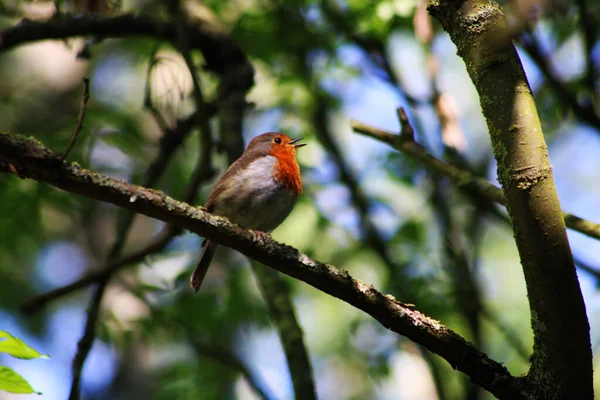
[270,147,302,195]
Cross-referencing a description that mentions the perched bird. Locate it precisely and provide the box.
[190,132,306,292]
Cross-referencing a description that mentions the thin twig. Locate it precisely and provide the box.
[480,307,530,361]
[397,108,415,140]
[351,112,600,240]
[574,256,600,285]
[68,276,109,400]
[60,78,90,160]
[21,227,177,315]
[575,0,598,105]
[519,32,600,130]
[124,284,275,400]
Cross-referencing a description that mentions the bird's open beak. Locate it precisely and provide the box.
[290,137,306,148]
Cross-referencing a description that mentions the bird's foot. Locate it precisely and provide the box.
[251,230,272,242]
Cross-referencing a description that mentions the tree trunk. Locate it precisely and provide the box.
[427,0,593,398]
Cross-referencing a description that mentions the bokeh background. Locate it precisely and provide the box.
[1,0,600,399]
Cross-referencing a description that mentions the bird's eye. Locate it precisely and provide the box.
[274,137,282,144]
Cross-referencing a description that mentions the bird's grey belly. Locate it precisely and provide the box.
[211,156,297,232]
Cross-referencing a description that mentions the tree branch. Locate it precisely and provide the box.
[21,222,178,315]
[0,132,526,399]
[574,0,598,105]
[353,111,537,366]
[0,15,248,76]
[251,262,316,400]
[351,115,600,241]
[68,276,109,400]
[60,78,90,160]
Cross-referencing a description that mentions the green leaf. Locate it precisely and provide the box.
[0,331,49,360]
[0,366,38,394]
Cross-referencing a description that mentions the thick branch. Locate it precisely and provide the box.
[0,132,525,399]
[428,0,593,397]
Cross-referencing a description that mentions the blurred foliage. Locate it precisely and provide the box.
[0,0,599,399]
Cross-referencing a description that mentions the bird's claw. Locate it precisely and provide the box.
[252,230,271,241]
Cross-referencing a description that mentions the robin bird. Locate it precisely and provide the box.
[190,132,306,292]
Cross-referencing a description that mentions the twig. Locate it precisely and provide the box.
[68,276,109,400]
[574,256,600,285]
[60,78,90,160]
[519,32,600,130]
[480,307,530,361]
[0,132,527,398]
[184,328,275,400]
[21,226,177,315]
[575,0,598,105]
[351,112,600,240]
[124,284,275,400]
[69,216,139,397]
[397,108,415,140]
[251,262,316,400]
[319,0,432,107]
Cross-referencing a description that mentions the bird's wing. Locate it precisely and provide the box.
[205,150,264,211]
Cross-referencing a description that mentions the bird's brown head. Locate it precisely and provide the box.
[245,132,305,194]
[246,132,305,159]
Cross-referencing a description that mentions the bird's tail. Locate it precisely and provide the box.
[190,240,218,293]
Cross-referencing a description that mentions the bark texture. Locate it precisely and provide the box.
[427,1,593,398]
